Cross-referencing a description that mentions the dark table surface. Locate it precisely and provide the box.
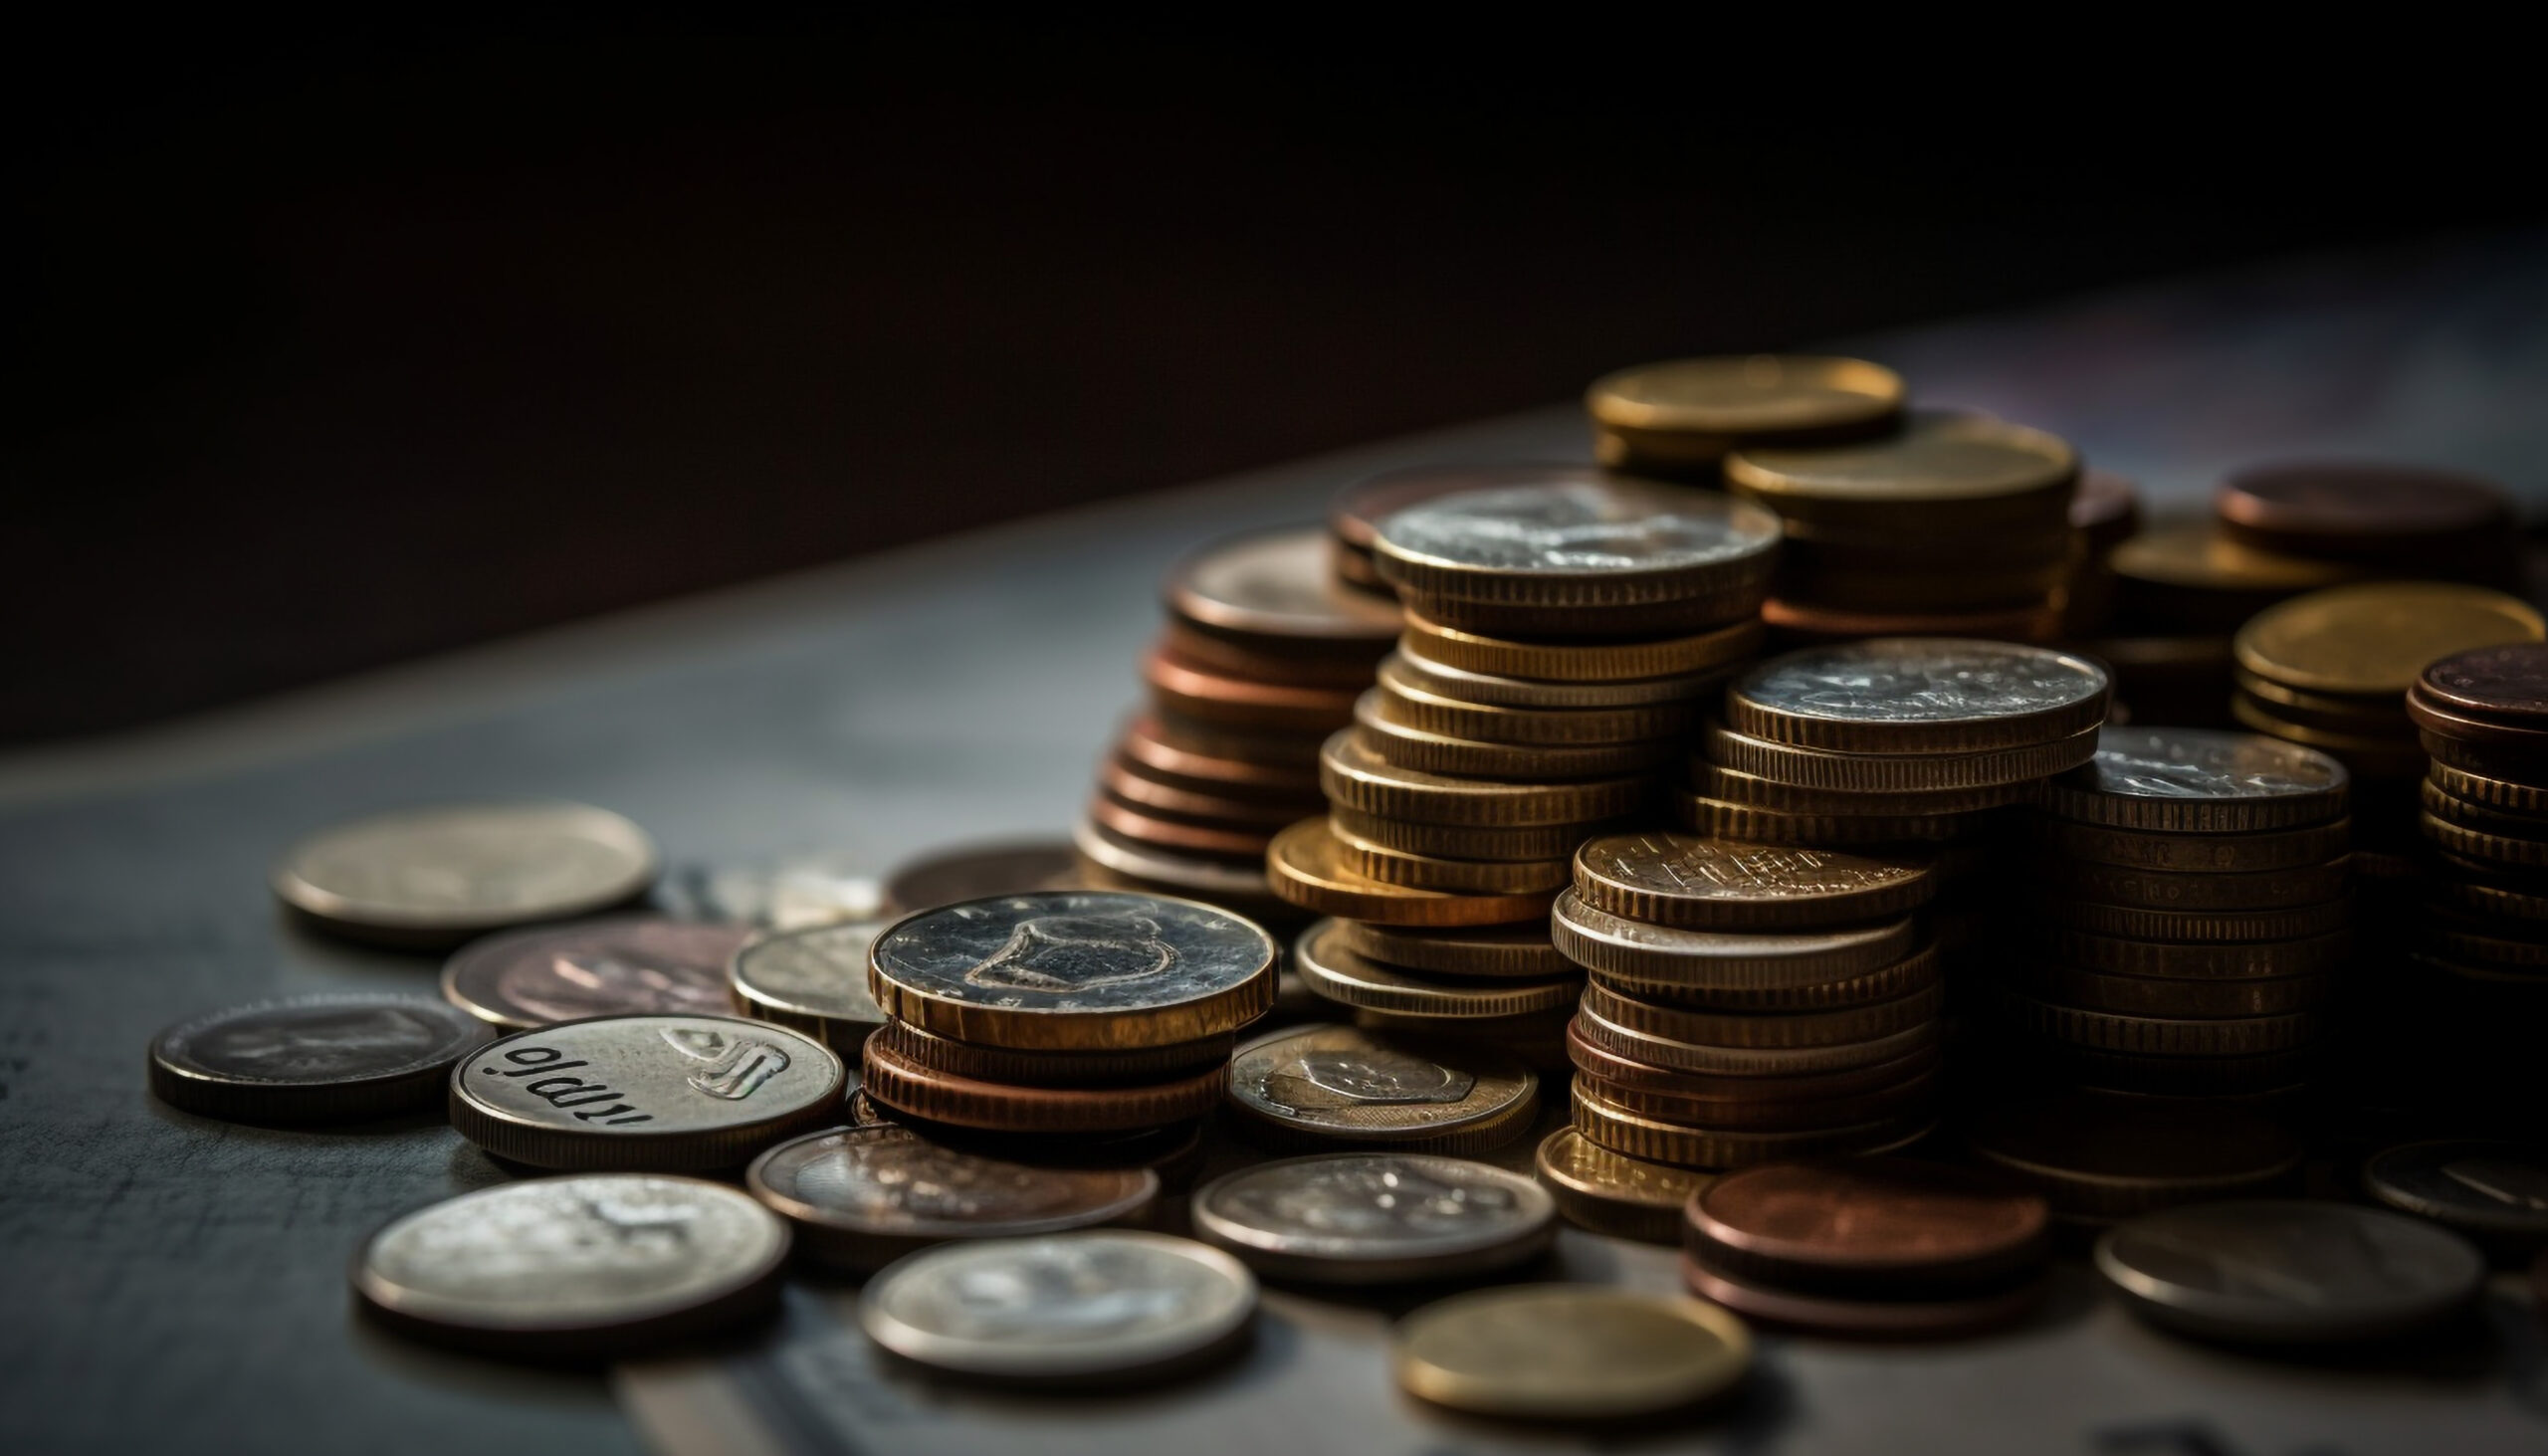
[6,230,2546,1456]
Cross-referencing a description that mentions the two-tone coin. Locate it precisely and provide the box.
[273,801,658,947]
[150,994,491,1124]
[441,916,746,1031]
[1189,1151,1556,1283]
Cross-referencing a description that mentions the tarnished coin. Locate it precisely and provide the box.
[353,1174,788,1356]
[1686,1158,2045,1293]
[1372,480,1782,609]
[1575,831,1933,931]
[2363,1141,2548,1245]
[1401,607,1764,683]
[1268,817,1555,927]
[1167,524,1402,644]
[859,1231,1256,1382]
[2235,583,2546,697]
[728,920,890,1054]
[1393,1285,1752,1421]
[1589,353,1903,459]
[2038,727,2350,833]
[149,994,491,1125]
[441,916,746,1031]
[1341,919,1577,980]
[449,1014,845,1171]
[2095,1200,2485,1343]
[1535,1127,1713,1243]
[868,891,1276,1050]
[746,1125,1159,1271]
[1294,921,1579,1019]
[1726,411,2076,524]
[2418,643,2548,728]
[1963,1087,2301,1218]
[1225,1022,1537,1150]
[862,1034,1226,1134]
[273,801,658,947]
[1188,1151,1556,1283]
[1728,639,2110,753]
[883,840,1082,915]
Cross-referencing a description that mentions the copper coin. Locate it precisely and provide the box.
[870,1018,1233,1088]
[1679,1250,2045,1340]
[860,1035,1226,1135]
[2408,684,2548,752]
[1165,524,1403,646]
[1161,620,1388,689]
[1686,1158,2047,1292]
[1120,716,1325,796]
[441,916,747,1030]
[1088,793,1274,860]
[883,841,1082,915]
[2418,643,2548,729]
[1145,644,1362,732]
[1566,1018,1943,1102]
[2215,461,2516,558]
[1962,1086,2301,1218]
[1102,757,1311,831]
[1587,1067,1935,1132]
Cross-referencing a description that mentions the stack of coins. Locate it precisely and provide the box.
[1327,463,1558,601]
[2217,461,2525,594]
[2005,727,2351,1100]
[1724,412,2080,645]
[1560,831,1944,1170]
[1080,527,1399,920]
[1963,1086,2302,1234]
[1582,354,1906,484]
[857,891,1275,1153]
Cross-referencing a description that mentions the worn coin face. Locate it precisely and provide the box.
[747,1125,1159,1270]
[2095,1200,2485,1344]
[1535,1128,1713,1244]
[1687,1159,2045,1290]
[440,916,746,1031]
[353,1174,788,1355]
[1373,481,1780,601]
[1189,1151,1556,1284]
[2363,1141,2548,1242]
[150,993,491,1124]
[1226,1023,1537,1146]
[2420,644,2548,728]
[869,891,1276,1050]
[860,1231,1257,1381]
[1168,525,1402,643]
[2040,727,2349,833]
[729,920,890,1049]
[450,1014,845,1171]
[273,801,658,945]
[1575,832,1934,931]
[1393,1285,1753,1420]
[882,840,1084,915]
[1728,639,2109,752]
[2235,583,2546,696]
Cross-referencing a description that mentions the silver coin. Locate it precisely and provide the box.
[728,920,891,1050]
[860,1231,1257,1381]
[1188,1152,1558,1284]
[747,1125,1160,1271]
[1225,1023,1537,1147]
[2364,1141,2548,1243]
[149,993,491,1124]
[1552,889,1918,989]
[450,1013,845,1171]
[2094,1199,2484,1344]
[2043,727,2352,830]
[1375,481,1780,575]
[273,801,658,946]
[883,840,1084,915]
[1733,639,2109,728]
[655,855,884,930]
[353,1174,788,1356]
[870,890,1275,1022]
[441,916,747,1030]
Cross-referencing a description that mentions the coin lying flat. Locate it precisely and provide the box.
[2038,727,2351,833]
[727,920,890,1054]
[1295,921,1579,1019]
[1401,607,1764,683]
[1225,1023,1538,1150]
[2095,1200,2485,1343]
[1319,729,1650,828]
[859,1231,1256,1382]
[1535,1128,1713,1244]
[1686,1159,2046,1293]
[1726,411,2075,523]
[1728,639,2110,753]
[273,801,659,947]
[1679,1250,2044,1340]
[1553,891,1917,991]
[862,1033,1227,1134]
[2235,584,2546,697]
[1393,1285,1752,1421]
[1373,480,1781,609]
[2363,1141,2548,1245]
[352,1174,788,1356]
[1962,1088,2301,1218]
[2419,643,2548,728]
[449,1014,845,1171]
[746,1125,1160,1271]
[440,916,747,1031]
[1167,524,1403,644]
[149,994,492,1124]
[882,840,1083,915]
[1589,353,1903,455]
[1342,919,1577,979]
[868,891,1276,1050]
[1575,831,1934,931]
[1189,1151,1556,1283]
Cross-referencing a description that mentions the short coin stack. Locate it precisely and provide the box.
[1582,353,1906,484]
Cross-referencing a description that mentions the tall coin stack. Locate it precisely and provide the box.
[1079,527,1400,923]
[1266,475,1782,1066]
[1561,830,1944,1171]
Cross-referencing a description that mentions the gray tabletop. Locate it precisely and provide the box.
[5,230,2546,1456]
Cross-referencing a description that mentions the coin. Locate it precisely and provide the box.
[859,1231,1256,1381]
[1335,921,1567,981]
[1685,1158,2046,1292]
[1267,817,1554,927]
[1294,921,1578,1018]
[1104,758,1312,830]
[1728,640,2108,753]
[1587,1060,1934,1134]
[440,916,746,1031]
[1145,645,1361,732]
[1188,1151,1556,1283]
[1372,480,1781,614]
[2418,643,2548,728]
[883,840,1084,914]
[1166,524,1402,645]
[2420,812,2548,870]
[1382,649,1730,710]
[2429,760,2548,815]
[2042,898,2349,943]
[1071,817,1287,914]
[1330,464,1582,572]
[1671,793,1978,846]
[1533,1128,1712,1243]
[1225,1022,1538,1149]
[1678,1251,2043,1340]
[352,1174,788,1356]
[1394,1285,1752,1421]
[1574,1084,1927,1169]
[868,891,1276,1050]
[272,801,658,947]
[2028,859,2350,913]
[148,994,491,1125]
[2004,997,2317,1057]
[862,1033,1226,1134]
[1553,890,1917,990]
[2111,521,2362,607]
[1120,716,1324,797]
[2408,686,2548,753]
[1726,411,2074,524]
[1592,941,1940,1015]
[1574,1003,1940,1078]
[1401,607,1764,683]
[449,1014,845,1170]
[1354,696,1679,779]
[1568,1019,1938,1100]
[1962,1088,2301,1217]
[727,920,890,1053]
[1588,353,1903,455]
[1319,730,1651,827]
[2235,583,2546,697]
[1704,717,2103,794]
[2214,461,2517,560]
[2094,1200,2484,1343]
[1329,804,1600,863]
[1087,792,1277,859]
[2037,727,2350,833]
[2017,965,2331,1018]
[1375,669,1699,745]
[871,1017,1231,1087]
[1575,831,1933,931]
[2033,1042,2316,1099]
[1336,833,1571,896]
[1693,760,2030,816]
[2363,1141,2548,1245]
[746,1125,1160,1271]
[1761,597,2065,645]
[1580,979,1940,1049]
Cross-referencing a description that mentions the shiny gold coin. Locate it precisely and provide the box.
[2030,859,2350,913]
[2032,816,2351,872]
[1319,729,1651,829]
[1344,920,1575,980]
[2230,666,2410,725]
[1382,650,1730,710]
[1374,669,1699,745]
[1671,792,1974,846]
[1580,979,1940,1050]
[1295,920,1579,1018]
[1702,720,2100,793]
[1725,411,2075,527]
[2004,995,2320,1056]
[1574,1006,1941,1078]
[2419,811,2548,869]
[1588,352,1902,447]
[2032,927,2350,979]
[1534,1128,1714,1244]
[1354,697,1677,780]
[2429,760,2548,815]
[1572,1082,1929,1169]
[2045,898,2348,943]
[1401,608,1764,683]
[1692,760,2032,816]
[1591,941,1940,1014]
[2018,964,2333,1018]
[1574,831,1933,931]
[2110,522,2363,594]
[2234,583,2546,697]
[1552,889,1917,990]
[1338,834,1572,896]
[2418,778,2548,838]
[1265,818,1554,927]
[1392,1283,1753,1420]
[1329,805,1603,863]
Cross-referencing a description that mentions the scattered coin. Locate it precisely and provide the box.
[440,916,747,1031]
[727,920,891,1054]
[1188,1151,1556,1283]
[2094,1200,2485,1344]
[1534,1128,1713,1244]
[272,801,659,947]
[2037,727,2351,833]
[1728,639,2109,753]
[1393,1285,1753,1421]
[148,993,491,1125]
[1685,1159,2047,1293]
[1575,831,1934,931]
[2362,1141,2548,1246]
[883,840,1083,914]
[1224,1022,1538,1151]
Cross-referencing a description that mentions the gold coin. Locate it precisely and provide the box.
[1552,889,1917,990]
[2429,761,2548,815]
[1382,649,1730,710]
[1590,941,1941,1014]
[1572,1082,1930,1169]
[2004,995,2320,1056]
[2419,811,2548,869]
[1692,761,2032,816]
[1574,1005,1941,1078]
[1265,819,1554,927]
[1533,1128,1714,1244]
[2029,859,2350,913]
[2035,726,2351,834]
[1579,979,1940,1050]
[1392,1283,1752,1420]
[1319,728,1651,828]
[1726,411,2075,524]
[1587,352,1902,442]
[1294,920,1579,1018]
[2234,583,2546,696]
[2110,522,2363,593]
[1337,833,1571,895]
[1371,479,1782,611]
[2032,816,2351,872]
[1070,817,1288,917]
[1374,665,1699,744]
[2419,778,2548,838]
[1401,608,1763,683]
[1701,721,2100,793]
[2427,879,2548,923]
[1671,791,1975,845]
[2045,898,2349,943]
[1344,920,1574,979]
[1329,804,1603,862]
[728,921,890,1055]
[1574,831,1933,931]
[1355,696,1678,779]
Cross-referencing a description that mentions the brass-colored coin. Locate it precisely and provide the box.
[2422,923,2548,969]
[2020,964,2332,1018]
[1962,1088,2302,1218]
[1772,550,2071,616]
[2033,927,2350,979]
[2037,727,2352,834]
[1141,709,1330,769]
[272,801,660,948]
[2031,858,2350,913]
[1266,818,1554,927]
[1295,920,1579,1018]
[2229,697,2428,775]
[1142,645,1361,733]
[1343,920,1572,979]
[1552,889,1917,990]
[1671,792,1974,846]
[1337,834,1572,895]
[1702,721,2100,793]
[1402,573,1764,639]
[1160,619,1385,689]
[1726,411,2075,526]
[1224,1022,1538,1148]
[2429,760,2548,815]
[1382,649,1730,710]
[2419,777,2548,837]
[1580,979,1940,1050]
[729,920,890,1054]
[2045,899,2348,943]
[1329,804,1602,862]
[1120,716,1324,796]
[1574,831,1933,931]
[1573,1006,1940,1078]
[861,1036,1227,1135]
[1401,608,1764,683]
[1374,670,1699,745]
[1692,761,2031,816]
[1392,1284,1753,1420]
[2032,816,2351,872]
[1583,1066,1936,1133]
[1354,698,1678,780]
[2419,811,2548,869]
[1087,792,1274,862]
[2234,583,2546,697]
[2428,879,2548,923]
[1371,479,1782,610]
[1164,524,1402,647]
[1588,353,1903,448]
[1319,728,1651,828]
[1573,1082,1929,1169]
[1727,639,2109,753]
[871,1018,1232,1087]
[1591,941,1940,1014]
[2417,728,2548,789]
[2111,522,2364,594]
[1534,1128,1715,1244]
[2004,995,2319,1057]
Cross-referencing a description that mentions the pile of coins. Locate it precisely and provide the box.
[1582,354,1905,483]
[2004,727,2352,1100]
[1080,526,1398,920]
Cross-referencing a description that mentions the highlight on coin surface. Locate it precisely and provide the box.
[271,800,659,946]
[441,916,747,1030]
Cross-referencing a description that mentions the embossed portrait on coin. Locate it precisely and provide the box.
[964,912,1175,993]
[1238,1159,1519,1238]
[1254,1047,1475,1113]
[192,1004,455,1079]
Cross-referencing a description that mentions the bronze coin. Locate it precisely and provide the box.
[860,1035,1225,1135]
[1160,619,1388,689]
[2407,683,2548,752]
[2428,760,2548,816]
[1693,761,2032,817]
[1586,1067,1936,1132]
[2418,643,2548,728]
[2072,469,2142,554]
[2214,460,2516,559]
[1329,804,1605,863]
[1101,757,1311,831]
[1165,524,1402,647]
[2027,858,2351,913]
[2004,995,2320,1057]
[1374,671,1700,746]
[1266,818,1555,928]
[1145,644,1361,732]
[1341,919,1575,980]
[2032,815,2350,873]
[1120,716,1325,797]
[2018,965,2333,1018]
[1686,1158,2047,1292]
[2418,778,2548,838]
[1336,834,1572,896]
[1354,697,1680,780]
[869,1019,1233,1088]
[883,840,1085,915]
[1295,919,1580,1019]
[1575,831,1935,932]
[1400,607,1766,684]
[1566,1018,1943,1102]
[1141,710,1331,769]
[1580,980,1941,1051]
[2043,898,2349,943]
[440,916,747,1030]
[1963,1086,2302,1217]
[1088,793,1274,860]
[1679,1250,2045,1341]
[1319,728,1654,828]
[1759,596,2064,645]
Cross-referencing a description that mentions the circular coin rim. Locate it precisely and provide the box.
[272,800,660,932]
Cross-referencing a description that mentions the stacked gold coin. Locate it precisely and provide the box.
[1558,831,1945,1169]
[1079,526,1399,921]
[1583,354,1906,484]
[1724,412,2081,646]
[2008,727,2352,1100]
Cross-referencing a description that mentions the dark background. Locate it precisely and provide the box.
[10,18,2536,745]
